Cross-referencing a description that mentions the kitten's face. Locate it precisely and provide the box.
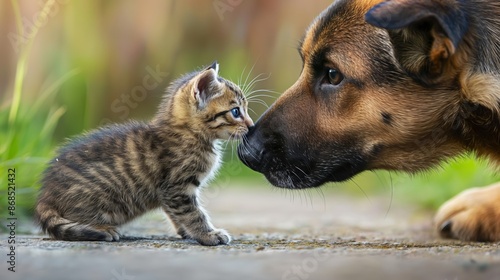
[178,63,254,140]
[201,78,254,140]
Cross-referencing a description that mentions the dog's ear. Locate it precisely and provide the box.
[365,0,468,85]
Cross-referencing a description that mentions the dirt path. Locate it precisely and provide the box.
[2,185,500,280]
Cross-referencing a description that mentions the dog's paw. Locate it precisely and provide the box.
[193,228,231,246]
[435,183,500,242]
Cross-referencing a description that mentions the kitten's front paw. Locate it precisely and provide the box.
[194,228,231,246]
[177,227,191,239]
[435,183,500,242]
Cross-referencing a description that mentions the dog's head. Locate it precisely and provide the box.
[239,0,473,189]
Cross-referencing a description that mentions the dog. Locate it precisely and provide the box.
[238,0,500,242]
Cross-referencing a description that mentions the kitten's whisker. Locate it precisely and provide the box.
[230,146,236,159]
[244,72,267,89]
[247,94,275,101]
[222,140,231,155]
[230,134,240,161]
[238,63,250,88]
[241,73,268,96]
[246,89,280,97]
[243,73,271,96]
[248,99,270,108]
[246,93,276,99]
[247,97,269,103]
[248,107,258,117]
[242,63,258,94]
[222,139,230,150]
[247,75,270,89]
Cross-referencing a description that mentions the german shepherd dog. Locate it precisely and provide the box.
[238,0,500,242]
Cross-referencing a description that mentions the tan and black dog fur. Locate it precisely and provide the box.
[238,0,500,242]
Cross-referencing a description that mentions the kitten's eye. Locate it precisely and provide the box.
[327,68,344,85]
[231,107,241,118]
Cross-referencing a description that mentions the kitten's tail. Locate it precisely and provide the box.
[35,202,119,241]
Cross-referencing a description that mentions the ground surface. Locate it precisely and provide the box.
[2,185,500,280]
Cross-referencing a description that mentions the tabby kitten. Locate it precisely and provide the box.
[35,62,253,246]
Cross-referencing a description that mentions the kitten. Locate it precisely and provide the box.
[35,62,254,246]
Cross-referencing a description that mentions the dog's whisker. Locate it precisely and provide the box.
[351,179,372,205]
[315,187,327,211]
[239,136,259,163]
[371,171,395,218]
[384,171,394,219]
[295,166,308,177]
[306,189,314,207]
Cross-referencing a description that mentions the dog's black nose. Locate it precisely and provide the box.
[238,126,266,173]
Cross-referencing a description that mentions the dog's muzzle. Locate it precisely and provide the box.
[237,126,267,173]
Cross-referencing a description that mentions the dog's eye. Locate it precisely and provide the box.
[327,68,344,85]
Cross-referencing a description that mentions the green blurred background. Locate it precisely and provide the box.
[1,0,499,221]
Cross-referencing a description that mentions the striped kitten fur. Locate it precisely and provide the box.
[35,62,254,246]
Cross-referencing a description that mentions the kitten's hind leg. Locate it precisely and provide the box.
[161,188,231,246]
[48,222,120,241]
[56,223,120,241]
[90,225,121,241]
[37,206,120,241]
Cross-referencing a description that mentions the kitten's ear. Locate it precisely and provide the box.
[193,64,221,109]
[365,0,468,84]
[206,60,219,74]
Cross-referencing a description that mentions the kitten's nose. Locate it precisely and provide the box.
[245,118,254,128]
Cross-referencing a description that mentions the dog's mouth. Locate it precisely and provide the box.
[326,161,365,182]
[238,141,367,189]
[262,160,365,189]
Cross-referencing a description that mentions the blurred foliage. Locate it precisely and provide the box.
[1,0,499,220]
